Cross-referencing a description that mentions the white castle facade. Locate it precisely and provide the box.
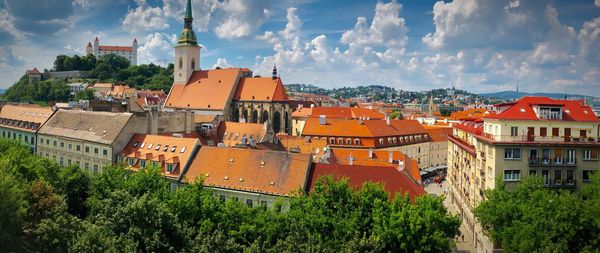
[86,37,138,65]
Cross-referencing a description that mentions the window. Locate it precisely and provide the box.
[163,145,169,152]
[504,148,521,160]
[191,58,196,69]
[580,130,587,138]
[566,149,576,164]
[180,147,186,153]
[94,148,99,154]
[60,157,64,166]
[46,139,49,145]
[166,164,173,173]
[85,146,89,153]
[76,145,81,151]
[103,149,108,156]
[68,143,72,149]
[178,57,183,69]
[53,140,57,146]
[93,165,98,175]
[25,136,28,143]
[540,127,547,137]
[171,146,177,152]
[552,128,559,137]
[504,170,521,181]
[246,199,253,207]
[378,138,384,145]
[583,170,594,181]
[140,142,145,148]
[128,158,135,166]
[117,156,123,163]
[354,139,360,145]
[566,170,575,185]
[329,138,335,145]
[583,149,598,160]
[67,159,71,165]
[155,144,161,151]
[510,127,518,136]
[147,143,153,150]
[60,142,64,148]
[345,138,352,145]
[554,170,562,183]
[337,138,343,145]
[140,160,146,168]
[84,163,89,169]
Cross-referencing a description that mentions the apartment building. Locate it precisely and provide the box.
[425,126,452,170]
[118,134,201,188]
[447,97,600,252]
[36,109,195,174]
[184,146,312,208]
[0,105,55,151]
[301,117,432,169]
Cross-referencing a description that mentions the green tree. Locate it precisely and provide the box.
[475,177,594,252]
[74,89,95,100]
[92,54,131,81]
[0,173,28,251]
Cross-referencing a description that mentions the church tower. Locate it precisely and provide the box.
[174,0,201,84]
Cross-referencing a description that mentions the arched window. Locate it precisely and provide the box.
[191,58,196,69]
[354,139,360,146]
[345,138,352,145]
[178,57,183,69]
[337,138,343,145]
[329,138,335,145]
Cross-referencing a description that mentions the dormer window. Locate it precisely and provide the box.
[536,106,562,120]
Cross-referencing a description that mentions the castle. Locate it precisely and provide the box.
[86,37,138,65]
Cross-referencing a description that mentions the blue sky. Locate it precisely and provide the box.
[0,0,599,96]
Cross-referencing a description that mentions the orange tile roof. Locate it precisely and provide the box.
[329,148,421,182]
[277,134,328,158]
[98,45,133,52]
[185,146,312,196]
[93,83,113,88]
[218,121,268,147]
[165,68,241,111]
[291,107,312,118]
[309,107,385,119]
[449,108,489,120]
[119,134,200,180]
[425,127,452,142]
[302,118,428,138]
[0,105,55,133]
[485,96,599,122]
[29,68,41,74]
[194,114,218,124]
[308,163,426,201]
[233,77,287,102]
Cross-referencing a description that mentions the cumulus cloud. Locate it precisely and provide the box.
[212,58,231,68]
[527,6,576,66]
[163,0,268,39]
[122,0,170,32]
[4,0,75,35]
[137,32,177,66]
[596,0,600,7]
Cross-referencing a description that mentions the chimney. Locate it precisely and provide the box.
[388,151,393,163]
[184,110,192,134]
[368,148,373,159]
[349,153,353,165]
[319,115,326,125]
[310,104,315,108]
[386,117,391,125]
[398,160,405,171]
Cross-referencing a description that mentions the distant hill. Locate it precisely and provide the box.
[0,88,5,94]
[479,91,596,100]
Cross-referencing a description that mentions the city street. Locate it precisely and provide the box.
[425,181,476,253]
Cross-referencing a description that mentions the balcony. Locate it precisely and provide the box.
[475,133,600,145]
[528,157,551,167]
[530,157,576,167]
[544,179,577,189]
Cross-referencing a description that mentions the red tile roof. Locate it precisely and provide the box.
[485,96,599,122]
[218,121,269,147]
[98,45,133,52]
[328,148,421,182]
[119,134,200,180]
[28,68,41,74]
[185,146,312,196]
[425,127,452,142]
[0,105,55,133]
[309,107,384,119]
[302,118,428,138]
[449,108,489,120]
[308,163,426,201]
[165,68,241,111]
[291,107,312,118]
[233,77,287,102]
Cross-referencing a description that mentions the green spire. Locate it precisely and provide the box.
[178,0,197,46]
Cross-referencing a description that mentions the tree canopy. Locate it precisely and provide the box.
[0,138,460,252]
[474,176,600,252]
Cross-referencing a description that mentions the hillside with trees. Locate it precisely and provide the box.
[0,139,461,252]
[2,54,173,103]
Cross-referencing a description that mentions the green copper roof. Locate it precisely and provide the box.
[178,0,197,46]
[178,28,197,46]
[185,0,192,19]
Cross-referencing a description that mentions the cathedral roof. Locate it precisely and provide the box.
[233,77,288,102]
[164,68,242,111]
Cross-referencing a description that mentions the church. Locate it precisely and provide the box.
[163,0,291,134]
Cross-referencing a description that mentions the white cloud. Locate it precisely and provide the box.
[341,1,408,49]
[122,0,169,32]
[578,17,600,64]
[212,57,231,69]
[137,32,176,66]
[163,0,268,39]
[527,6,576,66]
[596,0,600,7]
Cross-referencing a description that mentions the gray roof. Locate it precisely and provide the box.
[38,110,133,145]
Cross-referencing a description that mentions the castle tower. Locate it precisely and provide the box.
[174,0,201,84]
[132,38,138,65]
[86,42,93,55]
[93,37,99,54]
